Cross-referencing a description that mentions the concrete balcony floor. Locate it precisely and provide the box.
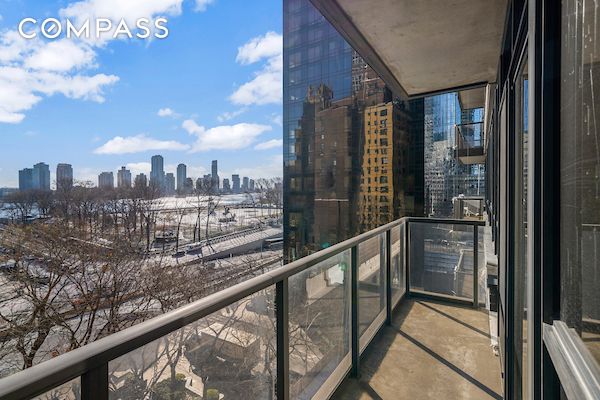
[333,298,503,400]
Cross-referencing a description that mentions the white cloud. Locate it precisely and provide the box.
[94,134,190,154]
[235,31,282,65]
[217,107,247,122]
[0,65,118,124]
[24,40,96,72]
[182,119,272,152]
[158,107,180,118]
[59,0,184,45]
[269,114,283,126]
[124,162,151,176]
[254,139,283,150]
[230,32,282,106]
[194,0,215,12]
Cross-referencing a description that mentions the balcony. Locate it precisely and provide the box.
[0,217,499,400]
[455,122,486,165]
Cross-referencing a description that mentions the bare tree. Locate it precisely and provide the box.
[5,191,36,222]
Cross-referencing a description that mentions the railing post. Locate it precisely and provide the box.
[405,221,410,296]
[276,278,290,400]
[351,245,360,378]
[81,363,108,400]
[385,229,392,325]
[473,224,479,308]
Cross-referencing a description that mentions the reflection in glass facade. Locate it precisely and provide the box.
[283,0,424,262]
[561,0,600,365]
[424,93,486,217]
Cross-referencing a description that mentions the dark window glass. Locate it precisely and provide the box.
[283,0,424,261]
[560,0,600,365]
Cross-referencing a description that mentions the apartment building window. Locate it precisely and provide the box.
[512,55,528,400]
[380,109,387,116]
[308,46,321,62]
[289,52,301,68]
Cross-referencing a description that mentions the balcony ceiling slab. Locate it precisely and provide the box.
[311,0,507,98]
[459,87,487,110]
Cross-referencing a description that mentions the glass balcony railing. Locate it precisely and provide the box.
[455,122,486,164]
[0,217,484,400]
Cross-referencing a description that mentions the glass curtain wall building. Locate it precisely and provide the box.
[424,93,486,217]
[283,0,424,262]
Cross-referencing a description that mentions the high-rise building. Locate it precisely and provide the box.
[210,160,219,190]
[424,93,485,217]
[134,173,148,188]
[56,164,73,190]
[18,168,33,191]
[242,177,249,192]
[98,172,114,189]
[165,173,176,195]
[177,164,187,192]
[150,155,165,189]
[249,179,255,191]
[32,163,51,191]
[232,174,240,193]
[117,167,132,189]
[283,0,424,261]
[184,177,193,192]
[222,178,231,192]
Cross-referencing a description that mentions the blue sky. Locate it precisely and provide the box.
[0,0,283,187]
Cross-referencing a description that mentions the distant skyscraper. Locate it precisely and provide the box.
[98,172,114,189]
[249,179,255,191]
[117,166,132,188]
[135,173,148,188]
[32,163,50,191]
[184,177,193,192]
[242,177,249,192]
[222,178,231,192]
[56,164,73,189]
[150,155,165,188]
[165,173,176,195]
[18,168,33,191]
[232,174,241,193]
[177,163,187,192]
[210,160,219,190]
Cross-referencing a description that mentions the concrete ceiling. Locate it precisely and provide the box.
[311,0,507,97]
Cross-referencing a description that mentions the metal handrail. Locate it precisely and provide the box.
[0,217,484,400]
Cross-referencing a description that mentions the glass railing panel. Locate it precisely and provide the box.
[478,227,486,307]
[358,233,386,351]
[288,250,351,399]
[108,288,276,400]
[409,222,475,300]
[32,378,80,400]
[391,223,406,308]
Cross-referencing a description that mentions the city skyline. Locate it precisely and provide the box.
[16,155,270,191]
[0,0,283,188]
